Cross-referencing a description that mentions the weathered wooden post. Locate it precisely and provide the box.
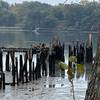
[52,51,55,76]
[49,54,52,76]
[79,43,85,64]
[15,57,19,85]
[85,33,93,63]
[21,56,24,84]
[23,52,28,83]
[0,51,3,72]
[19,55,23,82]
[49,43,53,76]
[11,51,15,86]
[68,45,72,67]
[6,52,10,72]
[73,45,76,56]
[35,53,41,79]
[86,44,89,62]
[86,44,93,63]
[62,42,65,62]
[61,43,65,77]
[29,49,32,81]
[40,44,48,76]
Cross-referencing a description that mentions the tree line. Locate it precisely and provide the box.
[0,1,100,30]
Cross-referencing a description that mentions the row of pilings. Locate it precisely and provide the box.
[68,41,93,65]
[0,38,93,90]
[0,41,65,89]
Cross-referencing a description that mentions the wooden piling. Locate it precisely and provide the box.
[49,54,52,76]
[19,55,23,82]
[52,53,55,76]
[36,53,41,79]
[73,45,76,56]
[40,44,48,76]
[23,52,28,83]
[6,52,10,72]
[11,51,15,86]
[68,45,72,67]
[86,46,93,63]
[80,44,85,63]
[29,49,32,81]
[15,57,19,85]
[62,42,65,62]
[0,51,3,72]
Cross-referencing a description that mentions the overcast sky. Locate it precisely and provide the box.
[3,0,67,5]
[3,0,98,5]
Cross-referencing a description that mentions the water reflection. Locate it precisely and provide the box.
[0,30,98,49]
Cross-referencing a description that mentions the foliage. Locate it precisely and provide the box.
[0,1,100,30]
[58,61,68,70]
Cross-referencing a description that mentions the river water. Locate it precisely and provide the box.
[0,30,98,100]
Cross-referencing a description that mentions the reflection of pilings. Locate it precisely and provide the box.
[0,72,5,89]
[32,62,34,80]
[29,59,32,81]
[2,73,5,89]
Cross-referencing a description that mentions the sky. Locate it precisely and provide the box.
[3,0,99,5]
[3,0,66,5]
